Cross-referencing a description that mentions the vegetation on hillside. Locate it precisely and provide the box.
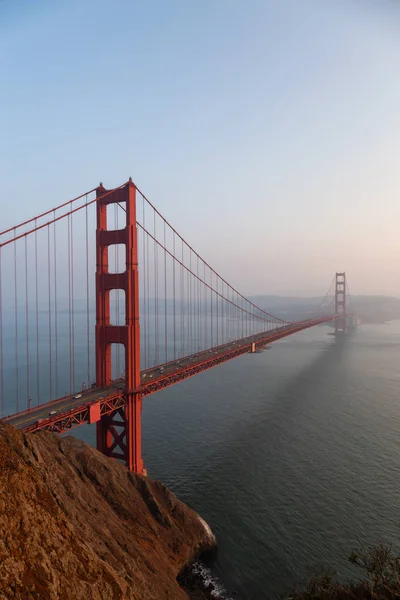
[289,545,400,600]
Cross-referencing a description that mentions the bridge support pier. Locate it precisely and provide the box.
[334,272,347,335]
[95,179,145,475]
[96,393,144,473]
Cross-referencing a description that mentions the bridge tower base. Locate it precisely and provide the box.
[95,179,144,474]
[334,272,347,335]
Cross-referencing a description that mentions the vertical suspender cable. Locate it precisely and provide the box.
[237,294,239,339]
[233,289,235,340]
[203,262,206,348]
[216,277,219,347]
[194,256,197,351]
[154,211,157,365]
[245,298,248,337]
[186,248,189,354]
[240,301,245,337]
[25,236,30,408]
[156,223,159,365]
[35,222,40,404]
[68,214,72,394]
[224,282,226,344]
[85,195,90,385]
[188,250,191,354]
[47,225,52,402]
[146,225,150,367]
[234,292,236,340]
[221,282,224,344]
[195,256,197,351]
[240,295,243,339]
[173,233,176,360]
[237,294,240,340]
[53,213,59,396]
[152,212,155,365]
[249,303,251,337]
[236,295,242,339]
[225,288,227,342]
[188,254,191,354]
[231,287,234,341]
[210,269,213,348]
[242,295,244,338]
[187,254,189,355]
[181,239,184,357]
[14,229,19,411]
[70,203,75,391]
[197,255,200,351]
[184,242,187,356]
[164,221,167,363]
[227,285,229,341]
[0,248,3,417]
[234,289,236,341]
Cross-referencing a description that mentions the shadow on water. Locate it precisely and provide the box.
[199,333,351,475]
[176,334,354,600]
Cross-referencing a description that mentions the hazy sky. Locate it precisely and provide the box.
[1,0,399,297]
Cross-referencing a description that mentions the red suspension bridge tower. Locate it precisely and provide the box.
[95,179,144,474]
[334,272,347,335]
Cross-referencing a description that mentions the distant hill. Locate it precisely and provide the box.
[30,294,400,325]
[249,294,400,324]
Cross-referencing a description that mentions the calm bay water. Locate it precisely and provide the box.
[11,320,400,598]
[71,320,400,598]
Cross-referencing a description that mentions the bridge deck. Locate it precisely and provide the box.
[3,316,335,435]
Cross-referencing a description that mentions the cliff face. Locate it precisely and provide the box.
[0,422,216,600]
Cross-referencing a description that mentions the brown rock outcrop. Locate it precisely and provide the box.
[0,422,216,599]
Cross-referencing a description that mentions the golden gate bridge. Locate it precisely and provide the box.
[0,179,352,474]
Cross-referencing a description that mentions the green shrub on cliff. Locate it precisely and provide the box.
[288,544,400,600]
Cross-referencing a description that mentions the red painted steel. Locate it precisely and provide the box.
[19,315,344,437]
[0,175,352,476]
[89,403,101,424]
[334,272,347,335]
[95,180,144,474]
[23,392,126,434]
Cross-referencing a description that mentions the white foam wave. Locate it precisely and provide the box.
[191,561,234,599]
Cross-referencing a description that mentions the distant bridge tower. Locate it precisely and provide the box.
[95,179,144,474]
[334,272,347,335]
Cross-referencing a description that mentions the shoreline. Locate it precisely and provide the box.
[179,559,234,600]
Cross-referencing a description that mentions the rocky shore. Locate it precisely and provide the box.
[0,422,216,599]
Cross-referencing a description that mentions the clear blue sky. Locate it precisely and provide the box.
[1,0,399,296]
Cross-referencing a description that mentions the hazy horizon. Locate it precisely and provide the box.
[1,0,399,297]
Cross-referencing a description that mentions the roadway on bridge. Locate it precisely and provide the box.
[4,332,278,431]
[6,320,336,434]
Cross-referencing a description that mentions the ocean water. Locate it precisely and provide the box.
[7,320,400,598]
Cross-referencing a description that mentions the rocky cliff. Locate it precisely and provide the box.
[0,422,216,599]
